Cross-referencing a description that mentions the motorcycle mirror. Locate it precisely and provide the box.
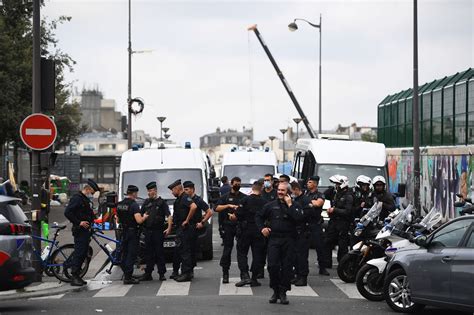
[414,235,428,248]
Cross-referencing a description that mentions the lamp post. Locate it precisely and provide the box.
[280,128,288,164]
[157,117,166,141]
[293,117,302,142]
[413,0,421,216]
[164,134,170,140]
[268,136,276,151]
[162,127,170,138]
[288,15,322,134]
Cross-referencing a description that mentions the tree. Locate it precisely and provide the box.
[361,132,377,142]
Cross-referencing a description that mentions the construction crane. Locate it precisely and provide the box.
[248,24,316,139]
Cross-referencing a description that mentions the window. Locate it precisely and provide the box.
[83,144,95,151]
[430,219,473,248]
[99,144,116,151]
[466,231,474,248]
[82,165,96,179]
[102,165,115,179]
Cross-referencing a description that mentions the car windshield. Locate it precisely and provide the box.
[223,165,275,186]
[122,169,203,202]
[316,164,386,187]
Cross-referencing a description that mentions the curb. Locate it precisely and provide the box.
[0,283,87,302]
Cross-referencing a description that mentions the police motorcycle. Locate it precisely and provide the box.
[355,205,442,301]
[337,202,387,283]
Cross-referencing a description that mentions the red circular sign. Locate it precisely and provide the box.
[20,114,57,151]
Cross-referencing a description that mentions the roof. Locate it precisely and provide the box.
[222,151,278,166]
[296,139,386,167]
[379,68,474,106]
[120,148,207,173]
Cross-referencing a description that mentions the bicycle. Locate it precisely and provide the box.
[90,226,123,274]
[32,222,92,282]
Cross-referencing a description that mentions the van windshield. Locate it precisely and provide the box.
[223,165,275,186]
[122,169,203,201]
[316,164,386,187]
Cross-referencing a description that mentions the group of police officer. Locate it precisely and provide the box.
[64,173,395,305]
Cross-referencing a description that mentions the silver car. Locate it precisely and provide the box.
[383,215,474,313]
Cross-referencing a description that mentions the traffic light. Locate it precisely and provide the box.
[41,58,56,111]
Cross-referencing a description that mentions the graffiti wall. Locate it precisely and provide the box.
[387,146,474,220]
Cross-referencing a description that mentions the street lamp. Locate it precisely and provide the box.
[280,128,288,164]
[157,116,166,140]
[268,136,276,150]
[162,127,170,137]
[164,134,170,140]
[289,15,323,134]
[260,140,267,149]
[293,117,302,142]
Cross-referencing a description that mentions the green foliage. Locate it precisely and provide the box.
[361,132,377,142]
[0,0,84,150]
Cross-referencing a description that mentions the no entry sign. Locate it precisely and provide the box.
[20,114,57,151]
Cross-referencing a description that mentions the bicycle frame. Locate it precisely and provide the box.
[32,230,66,268]
[91,229,122,272]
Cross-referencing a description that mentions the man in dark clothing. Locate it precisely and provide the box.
[219,176,231,196]
[168,179,198,282]
[262,174,277,203]
[353,175,373,220]
[139,181,171,282]
[117,185,149,284]
[305,176,330,275]
[372,176,396,221]
[232,181,267,287]
[215,177,246,284]
[325,175,353,264]
[256,183,303,305]
[218,176,231,245]
[183,181,213,270]
[64,179,100,286]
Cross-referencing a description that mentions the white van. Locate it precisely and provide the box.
[221,148,278,194]
[119,146,213,260]
[292,139,388,223]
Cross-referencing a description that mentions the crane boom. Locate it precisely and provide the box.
[248,24,316,139]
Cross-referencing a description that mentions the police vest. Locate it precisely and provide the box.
[117,198,136,228]
[142,197,166,229]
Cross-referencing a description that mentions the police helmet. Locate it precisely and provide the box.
[356,175,372,188]
[372,176,386,186]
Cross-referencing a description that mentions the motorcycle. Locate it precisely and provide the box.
[355,205,442,301]
[337,202,387,283]
[454,193,474,216]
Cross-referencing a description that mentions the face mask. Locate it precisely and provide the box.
[233,185,241,192]
[264,181,271,189]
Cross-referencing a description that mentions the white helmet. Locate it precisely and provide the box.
[372,176,386,185]
[329,174,349,189]
[356,175,372,188]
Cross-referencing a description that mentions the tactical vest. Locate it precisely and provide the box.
[143,197,165,229]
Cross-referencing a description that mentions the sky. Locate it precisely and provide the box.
[42,0,473,147]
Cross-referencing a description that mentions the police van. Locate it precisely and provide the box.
[221,148,278,195]
[119,145,214,260]
[291,138,388,223]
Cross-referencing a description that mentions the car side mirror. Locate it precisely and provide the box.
[414,235,428,248]
[397,183,406,198]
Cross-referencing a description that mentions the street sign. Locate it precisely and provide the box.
[20,113,57,151]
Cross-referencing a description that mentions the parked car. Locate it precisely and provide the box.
[383,215,474,313]
[0,191,36,291]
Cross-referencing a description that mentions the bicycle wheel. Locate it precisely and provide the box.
[50,244,91,282]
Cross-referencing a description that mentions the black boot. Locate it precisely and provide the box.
[257,269,265,279]
[138,273,153,281]
[294,277,307,287]
[319,267,330,276]
[235,272,251,287]
[70,274,84,287]
[269,288,280,304]
[279,290,289,305]
[222,270,229,284]
[175,273,192,282]
[170,271,179,280]
[290,276,299,285]
[123,274,139,285]
[159,274,167,281]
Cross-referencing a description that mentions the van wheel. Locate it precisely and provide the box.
[384,269,424,313]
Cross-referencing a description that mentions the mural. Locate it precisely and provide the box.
[387,147,474,220]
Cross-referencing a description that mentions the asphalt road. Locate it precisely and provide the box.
[1,212,471,315]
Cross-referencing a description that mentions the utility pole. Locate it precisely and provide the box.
[31,0,42,281]
[413,0,421,217]
[127,0,132,149]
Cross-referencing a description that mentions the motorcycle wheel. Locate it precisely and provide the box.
[337,253,361,283]
[356,264,385,301]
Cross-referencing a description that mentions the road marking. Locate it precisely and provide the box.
[330,279,364,299]
[287,285,319,297]
[94,283,133,297]
[219,277,253,296]
[157,281,191,296]
[25,128,52,136]
[29,294,65,300]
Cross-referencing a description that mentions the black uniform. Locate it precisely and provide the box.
[293,194,312,279]
[190,194,209,267]
[116,198,141,277]
[262,188,277,203]
[141,196,170,276]
[325,188,353,263]
[255,199,302,293]
[64,192,94,276]
[172,193,196,275]
[353,187,373,219]
[216,191,246,272]
[305,189,329,269]
[235,194,266,278]
[372,190,396,221]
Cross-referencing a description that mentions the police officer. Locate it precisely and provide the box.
[117,185,149,284]
[325,175,353,265]
[183,181,213,270]
[353,175,373,220]
[232,181,266,287]
[139,181,172,282]
[256,182,302,305]
[262,174,277,203]
[168,179,198,282]
[218,176,231,246]
[64,179,100,286]
[215,176,246,284]
[371,176,396,220]
[305,176,330,275]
